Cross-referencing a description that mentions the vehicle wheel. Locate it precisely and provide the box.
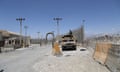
[73,46,76,50]
[62,46,66,51]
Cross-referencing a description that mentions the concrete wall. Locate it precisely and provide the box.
[105,44,120,72]
[85,42,120,72]
[93,43,111,64]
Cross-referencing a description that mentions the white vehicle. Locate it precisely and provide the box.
[61,35,77,51]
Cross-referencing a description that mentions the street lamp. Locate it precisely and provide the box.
[53,17,62,40]
[16,18,25,46]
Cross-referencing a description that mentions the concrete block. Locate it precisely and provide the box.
[105,44,120,72]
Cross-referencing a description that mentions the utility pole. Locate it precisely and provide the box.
[53,18,62,40]
[16,18,25,46]
[24,26,28,47]
[37,32,41,46]
[81,20,85,45]
[24,26,28,37]
[82,20,85,25]
[37,32,40,40]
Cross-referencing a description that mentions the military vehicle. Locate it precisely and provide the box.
[61,30,77,51]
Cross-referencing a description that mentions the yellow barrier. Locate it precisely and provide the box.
[52,42,62,56]
[93,42,111,64]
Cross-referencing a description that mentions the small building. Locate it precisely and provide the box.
[0,30,31,48]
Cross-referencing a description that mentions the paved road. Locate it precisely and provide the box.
[0,45,110,72]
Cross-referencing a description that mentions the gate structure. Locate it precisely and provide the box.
[46,32,55,48]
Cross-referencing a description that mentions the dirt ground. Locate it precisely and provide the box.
[33,46,110,72]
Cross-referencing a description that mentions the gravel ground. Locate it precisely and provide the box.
[33,46,110,72]
[0,45,110,72]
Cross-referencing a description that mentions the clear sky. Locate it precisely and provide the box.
[0,0,120,38]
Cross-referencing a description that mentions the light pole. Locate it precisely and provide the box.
[16,18,25,46]
[24,26,28,37]
[53,17,62,40]
[24,26,28,46]
[82,20,85,25]
[37,32,40,40]
[37,32,41,46]
[81,20,85,44]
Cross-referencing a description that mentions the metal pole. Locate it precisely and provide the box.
[24,26,28,47]
[82,20,85,25]
[20,21,22,37]
[20,20,22,45]
[24,26,28,37]
[37,32,41,46]
[37,32,40,40]
[16,18,25,46]
[82,20,85,45]
[57,20,59,36]
[53,18,62,40]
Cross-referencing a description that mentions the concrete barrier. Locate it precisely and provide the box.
[105,44,120,72]
[93,42,111,64]
[52,42,62,56]
[85,41,120,72]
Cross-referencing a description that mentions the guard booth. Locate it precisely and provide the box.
[4,36,31,49]
[0,30,31,52]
